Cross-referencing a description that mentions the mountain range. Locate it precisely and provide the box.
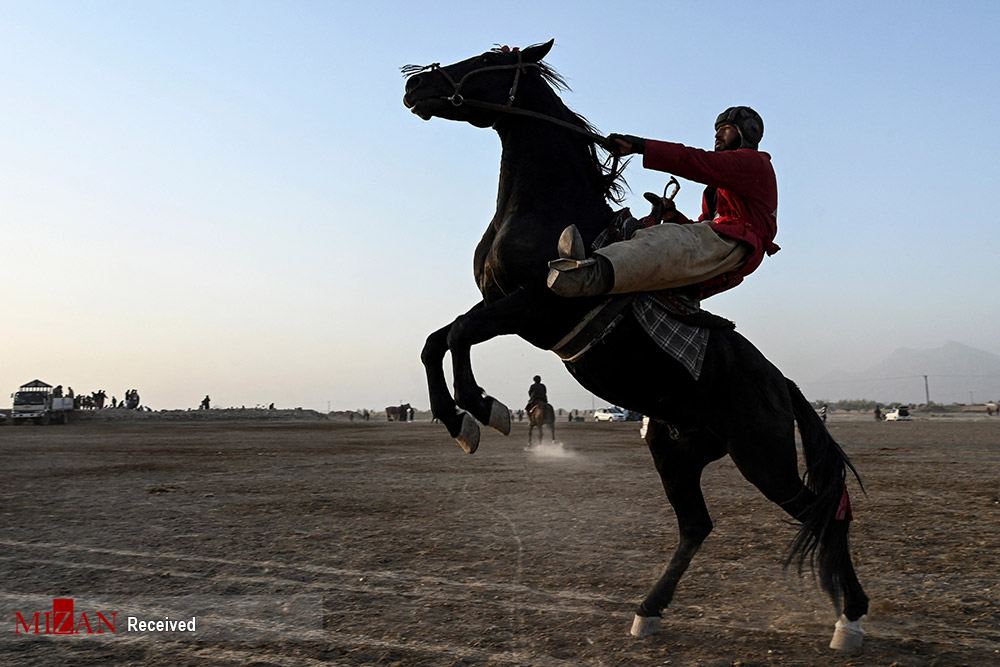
[801,341,1000,405]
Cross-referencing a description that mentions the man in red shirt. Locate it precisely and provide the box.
[547,106,779,300]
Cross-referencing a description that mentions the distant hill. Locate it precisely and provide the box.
[802,341,1000,405]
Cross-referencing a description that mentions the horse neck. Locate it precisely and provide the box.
[493,101,611,229]
[501,132,598,198]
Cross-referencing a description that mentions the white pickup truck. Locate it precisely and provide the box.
[11,380,73,425]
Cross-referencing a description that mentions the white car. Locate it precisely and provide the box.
[884,407,911,421]
[594,407,627,422]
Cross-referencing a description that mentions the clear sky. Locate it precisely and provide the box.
[2,1,998,411]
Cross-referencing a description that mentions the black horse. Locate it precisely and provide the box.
[403,40,868,648]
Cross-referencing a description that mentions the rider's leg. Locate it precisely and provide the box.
[546,223,748,298]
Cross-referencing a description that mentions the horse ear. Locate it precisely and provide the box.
[522,39,554,63]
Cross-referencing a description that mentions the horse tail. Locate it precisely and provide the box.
[785,379,863,611]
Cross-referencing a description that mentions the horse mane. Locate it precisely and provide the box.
[492,45,629,204]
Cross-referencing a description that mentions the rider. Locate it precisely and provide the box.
[526,375,548,412]
[546,106,779,300]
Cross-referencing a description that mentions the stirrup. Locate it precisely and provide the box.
[548,257,596,271]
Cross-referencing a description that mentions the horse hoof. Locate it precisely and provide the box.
[488,399,511,436]
[630,614,661,637]
[456,412,480,454]
[829,614,864,650]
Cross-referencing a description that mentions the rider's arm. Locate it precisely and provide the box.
[642,140,773,198]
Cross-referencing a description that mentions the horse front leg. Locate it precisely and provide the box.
[444,288,552,452]
[445,312,512,452]
[421,314,481,449]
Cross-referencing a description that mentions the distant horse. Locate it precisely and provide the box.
[386,403,411,422]
[527,401,555,446]
[403,40,868,647]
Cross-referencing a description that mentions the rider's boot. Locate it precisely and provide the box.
[546,225,614,298]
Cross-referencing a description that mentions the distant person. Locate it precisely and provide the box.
[526,375,548,413]
[820,404,828,423]
[874,406,882,422]
[201,395,211,410]
[53,385,63,398]
[67,387,75,398]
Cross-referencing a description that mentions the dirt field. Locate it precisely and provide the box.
[1,413,998,666]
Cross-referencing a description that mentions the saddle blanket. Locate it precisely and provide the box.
[592,209,714,380]
[631,293,710,380]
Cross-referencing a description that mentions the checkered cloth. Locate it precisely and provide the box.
[631,293,710,380]
[591,210,711,380]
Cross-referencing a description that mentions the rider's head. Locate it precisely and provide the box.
[533,375,541,383]
[714,106,763,151]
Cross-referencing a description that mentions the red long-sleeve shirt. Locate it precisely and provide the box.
[643,139,779,297]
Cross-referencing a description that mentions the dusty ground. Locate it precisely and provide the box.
[1,413,998,666]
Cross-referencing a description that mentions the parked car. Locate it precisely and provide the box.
[594,407,627,422]
[884,407,911,421]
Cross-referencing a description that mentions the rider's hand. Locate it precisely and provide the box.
[607,133,646,156]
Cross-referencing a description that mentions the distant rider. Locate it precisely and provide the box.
[526,375,548,412]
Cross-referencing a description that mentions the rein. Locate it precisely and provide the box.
[402,54,613,150]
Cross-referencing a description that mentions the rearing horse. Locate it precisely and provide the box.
[403,40,868,649]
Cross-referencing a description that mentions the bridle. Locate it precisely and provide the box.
[402,52,612,150]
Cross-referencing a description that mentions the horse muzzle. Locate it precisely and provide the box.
[403,88,441,120]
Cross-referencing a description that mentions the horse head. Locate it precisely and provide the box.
[403,40,555,128]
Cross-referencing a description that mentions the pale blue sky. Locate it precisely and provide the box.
[2,1,998,410]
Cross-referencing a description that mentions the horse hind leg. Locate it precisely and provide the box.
[778,486,868,650]
[633,424,718,636]
[725,428,868,649]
